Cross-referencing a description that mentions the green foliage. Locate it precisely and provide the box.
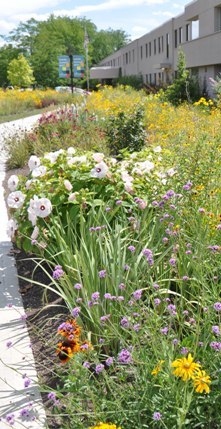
[115,74,143,90]
[0,44,22,87]
[7,53,35,87]
[105,107,147,156]
[164,50,200,105]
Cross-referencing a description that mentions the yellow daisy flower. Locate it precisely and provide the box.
[193,369,211,394]
[89,423,121,429]
[171,354,201,381]
[151,360,165,376]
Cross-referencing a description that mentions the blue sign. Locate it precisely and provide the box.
[58,56,70,78]
[73,55,85,78]
[58,55,84,79]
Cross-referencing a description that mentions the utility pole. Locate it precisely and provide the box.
[84,28,90,91]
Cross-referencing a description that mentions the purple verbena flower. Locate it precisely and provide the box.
[214,302,221,311]
[71,307,81,318]
[212,325,220,336]
[120,317,130,328]
[153,412,162,421]
[132,289,142,300]
[95,363,105,374]
[98,270,106,278]
[105,357,114,367]
[118,348,133,364]
[128,245,136,252]
[74,283,82,290]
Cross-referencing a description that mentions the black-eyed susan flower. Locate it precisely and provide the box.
[193,369,211,394]
[57,319,81,339]
[56,339,81,363]
[171,354,201,381]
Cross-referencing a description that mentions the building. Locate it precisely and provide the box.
[90,0,221,95]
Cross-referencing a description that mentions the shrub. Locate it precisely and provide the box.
[105,107,147,156]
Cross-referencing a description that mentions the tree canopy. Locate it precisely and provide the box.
[7,53,35,88]
[0,16,130,87]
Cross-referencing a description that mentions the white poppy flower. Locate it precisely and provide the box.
[28,196,39,226]
[32,165,47,178]
[93,152,104,163]
[31,226,39,240]
[90,161,109,179]
[67,147,76,156]
[26,179,33,190]
[34,198,52,218]
[28,155,41,171]
[124,182,133,193]
[44,149,63,164]
[28,208,37,226]
[64,179,73,191]
[67,156,87,165]
[167,168,176,177]
[121,171,133,183]
[7,191,25,209]
[8,175,19,191]
[6,219,18,238]
[68,192,77,202]
[153,145,162,153]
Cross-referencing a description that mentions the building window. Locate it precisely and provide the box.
[154,39,156,54]
[140,46,143,60]
[132,49,135,62]
[149,42,151,56]
[215,7,221,31]
[125,53,128,64]
[161,36,164,52]
[174,29,178,48]
[149,73,152,83]
[158,37,161,53]
[192,19,199,39]
[179,27,183,44]
[166,33,169,58]
[129,51,131,63]
[146,43,148,57]
[146,74,148,83]
[154,73,157,84]
[186,23,191,41]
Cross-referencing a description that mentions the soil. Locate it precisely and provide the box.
[4,168,69,429]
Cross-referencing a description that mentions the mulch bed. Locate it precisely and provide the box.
[4,167,69,428]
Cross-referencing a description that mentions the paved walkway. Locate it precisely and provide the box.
[0,116,47,428]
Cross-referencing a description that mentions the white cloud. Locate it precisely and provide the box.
[153,11,174,17]
[0,0,62,16]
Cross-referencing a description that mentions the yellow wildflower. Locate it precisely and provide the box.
[151,360,165,376]
[171,354,201,381]
[193,369,211,394]
[89,423,121,429]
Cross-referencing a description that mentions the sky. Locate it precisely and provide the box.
[0,0,191,41]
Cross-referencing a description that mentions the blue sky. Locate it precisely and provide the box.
[0,0,190,41]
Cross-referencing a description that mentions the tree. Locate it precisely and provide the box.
[0,44,22,86]
[7,54,35,87]
[164,49,200,105]
[92,29,130,65]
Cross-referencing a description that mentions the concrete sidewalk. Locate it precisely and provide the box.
[0,116,47,428]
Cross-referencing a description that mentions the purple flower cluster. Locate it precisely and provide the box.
[89,225,106,232]
[214,302,221,311]
[72,307,81,318]
[210,341,221,351]
[118,348,133,364]
[132,289,143,300]
[142,248,154,266]
[52,265,64,280]
[98,270,106,278]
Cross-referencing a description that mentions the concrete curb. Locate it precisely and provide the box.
[0,116,48,428]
